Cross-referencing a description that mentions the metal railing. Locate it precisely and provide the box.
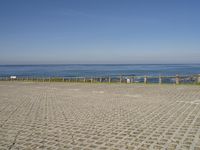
[0,75,200,84]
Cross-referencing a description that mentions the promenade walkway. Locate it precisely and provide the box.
[0,82,200,150]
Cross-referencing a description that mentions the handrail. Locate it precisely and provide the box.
[0,74,200,84]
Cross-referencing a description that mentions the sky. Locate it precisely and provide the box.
[0,0,200,64]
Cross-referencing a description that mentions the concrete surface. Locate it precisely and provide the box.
[0,82,200,150]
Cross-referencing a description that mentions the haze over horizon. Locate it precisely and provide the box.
[0,0,200,64]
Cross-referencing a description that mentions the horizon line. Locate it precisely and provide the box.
[0,63,200,66]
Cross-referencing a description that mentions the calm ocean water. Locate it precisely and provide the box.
[0,64,200,77]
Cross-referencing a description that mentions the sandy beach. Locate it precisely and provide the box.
[0,81,200,150]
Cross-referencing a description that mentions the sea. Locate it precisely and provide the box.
[0,64,200,77]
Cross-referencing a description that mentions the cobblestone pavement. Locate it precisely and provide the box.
[0,82,200,150]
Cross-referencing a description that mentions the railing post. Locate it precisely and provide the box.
[91,77,93,83]
[159,76,162,84]
[197,74,200,84]
[100,77,102,83]
[176,75,180,84]
[132,76,135,83]
[109,77,111,83]
[144,76,147,84]
[120,76,122,83]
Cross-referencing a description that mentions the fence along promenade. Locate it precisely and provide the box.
[0,74,200,84]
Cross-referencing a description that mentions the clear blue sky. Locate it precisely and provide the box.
[0,0,200,64]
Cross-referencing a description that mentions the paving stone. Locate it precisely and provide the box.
[0,82,200,149]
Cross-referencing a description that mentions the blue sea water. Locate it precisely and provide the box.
[0,64,200,77]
